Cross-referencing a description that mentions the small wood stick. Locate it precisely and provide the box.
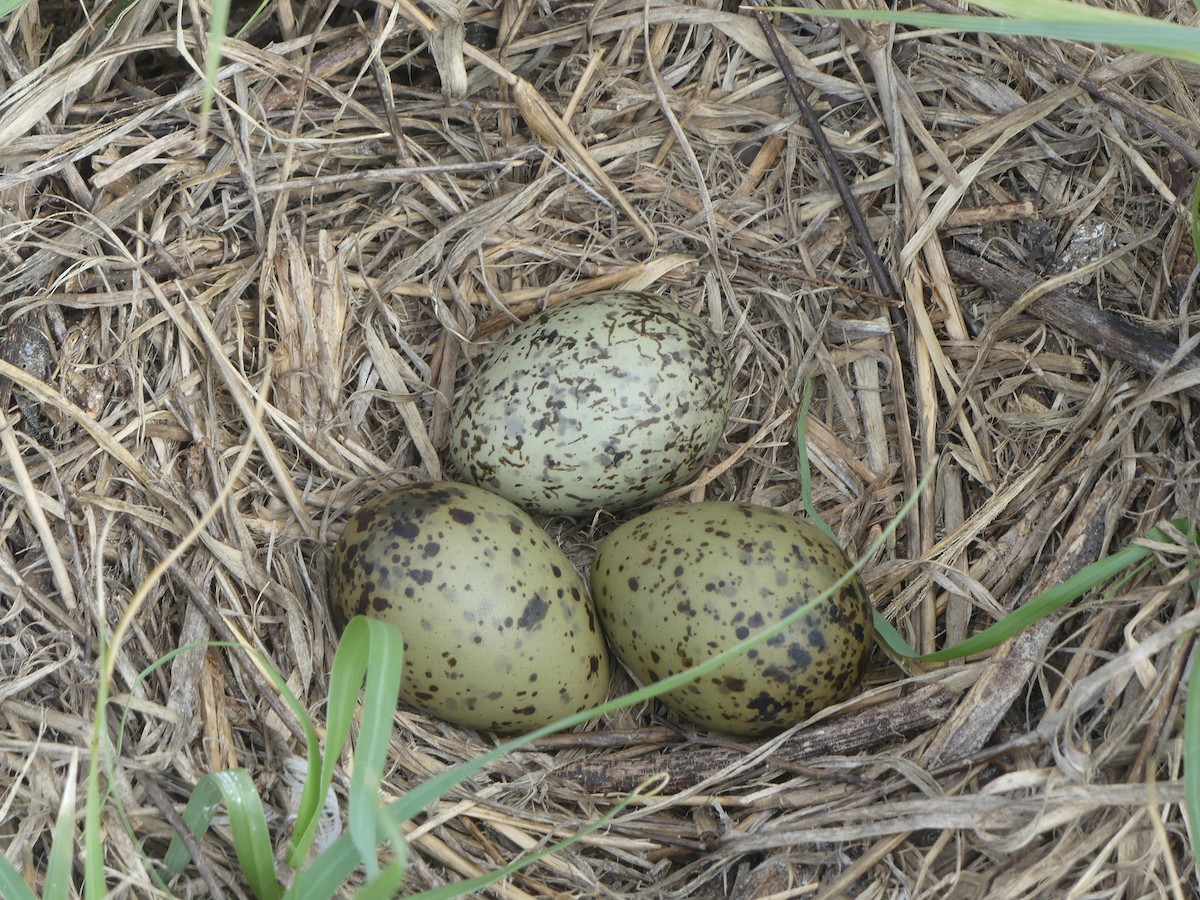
[556,684,957,793]
[945,248,1200,400]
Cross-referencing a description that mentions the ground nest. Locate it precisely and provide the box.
[1,0,1199,896]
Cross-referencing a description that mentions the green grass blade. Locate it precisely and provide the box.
[765,5,1200,65]
[972,0,1194,26]
[1190,180,1200,262]
[287,617,407,887]
[216,770,282,900]
[0,857,37,900]
[302,772,669,900]
[200,0,231,120]
[220,771,281,900]
[237,649,326,871]
[875,520,1194,661]
[0,0,28,19]
[162,770,281,900]
[233,0,274,40]
[323,616,372,779]
[146,639,329,886]
[287,838,363,900]
[213,652,323,874]
[348,618,406,879]
[790,384,1197,667]
[1186,639,1200,862]
[43,752,80,900]
[353,863,410,900]
[105,638,324,877]
[320,616,373,872]
[162,775,223,876]
[83,719,107,899]
[299,771,658,900]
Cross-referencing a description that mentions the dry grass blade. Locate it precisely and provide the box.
[0,0,1197,895]
[508,76,657,247]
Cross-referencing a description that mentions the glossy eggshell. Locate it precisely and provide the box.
[590,502,872,737]
[449,291,732,517]
[331,481,611,732]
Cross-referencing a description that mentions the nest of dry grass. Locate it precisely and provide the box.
[2,0,1200,896]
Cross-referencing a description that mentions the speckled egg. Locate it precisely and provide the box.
[590,502,872,737]
[331,481,611,732]
[449,291,732,517]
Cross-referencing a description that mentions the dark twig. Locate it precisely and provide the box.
[752,9,923,585]
[945,243,1200,400]
[138,770,229,898]
[752,9,900,301]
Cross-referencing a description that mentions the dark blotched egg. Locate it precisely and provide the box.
[591,502,872,737]
[449,291,732,517]
[331,481,611,732]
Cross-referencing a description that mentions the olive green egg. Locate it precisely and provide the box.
[590,502,872,737]
[449,291,732,517]
[331,481,611,732]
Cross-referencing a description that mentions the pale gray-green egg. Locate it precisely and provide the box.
[591,502,872,737]
[449,291,732,517]
[331,481,611,732]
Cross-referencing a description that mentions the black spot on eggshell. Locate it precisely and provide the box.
[448,292,732,517]
[330,481,611,732]
[517,596,549,629]
[591,501,873,738]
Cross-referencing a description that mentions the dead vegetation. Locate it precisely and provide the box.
[1,0,1199,896]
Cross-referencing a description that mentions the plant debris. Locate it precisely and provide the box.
[1,0,1198,895]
